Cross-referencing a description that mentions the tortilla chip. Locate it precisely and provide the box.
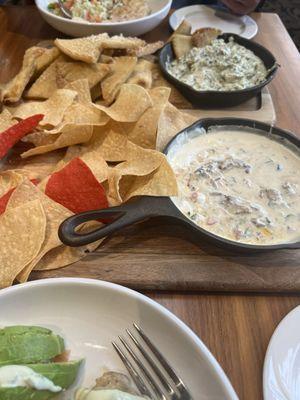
[121,156,178,201]
[191,28,222,48]
[156,102,198,151]
[13,89,77,127]
[33,47,61,79]
[101,56,137,104]
[125,87,170,149]
[89,122,129,162]
[95,84,152,122]
[0,170,28,198]
[22,131,60,147]
[168,19,192,42]
[64,78,92,103]
[56,61,110,91]
[0,47,45,103]
[0,109,16,133]
[21,124,93,158]
[172,34,192,59]
[25,55,67,99]
[54,34,108,64]
[127,70,152,89]
[127,41,164,57]
[101,36,145,50]
[0,198,46,288]
[6,180,71,282]
[90,82,102,101]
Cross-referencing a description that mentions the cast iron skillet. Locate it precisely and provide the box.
[159,33,278,108]
[59,118,300,252]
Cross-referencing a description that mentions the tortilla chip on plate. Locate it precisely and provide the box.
[54,34,109,64]
[101,56,137,104]
[127,41,164,57]
[95,83,152,122]
[168,19,192,42]
[101,35,145,50]
[64,78,92,103]
[125,87,171,149]
[0,198,46,288]
[33,47,61,79]
[172,34,193,59]
[156,102,198,151]
[0,109,16,133]
[13,89,77,127]
[21,124,93,158]
[0,46,45,103]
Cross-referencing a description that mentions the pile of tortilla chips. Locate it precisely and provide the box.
[0,32,200,288]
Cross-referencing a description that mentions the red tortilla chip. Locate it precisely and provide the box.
[0,178,39,215]
[0,114,44,158]
[45,157,108,214]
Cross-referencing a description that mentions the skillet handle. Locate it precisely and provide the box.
[59,196,183,247]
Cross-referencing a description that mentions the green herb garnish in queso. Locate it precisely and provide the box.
[166,37,268,91]
[0,325,82,400]
[168,126,300,245]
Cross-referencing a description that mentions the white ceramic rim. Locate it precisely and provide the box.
[263,305,300,400]
[169,5,258,39]
[35,0,172,27]
[0,277,239,400]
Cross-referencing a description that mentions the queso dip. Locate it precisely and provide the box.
[168,127,300,245]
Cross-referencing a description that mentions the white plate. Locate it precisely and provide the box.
[35,0,171,37]
[0,278,238,400]
[169,5,258,39]
[263,305,300,400]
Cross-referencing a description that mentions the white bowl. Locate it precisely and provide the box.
[35,0,171,37]
[0,278,238,400]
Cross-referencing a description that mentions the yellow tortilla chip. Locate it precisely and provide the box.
[21,124,93,158]
[125,87,170,149]
[101,56,137,104]
[56,61,110,90]
[0,199,46,288]
[0,109,16,133]
[127,41,164,57]
[8,180,73,283]
[25,55,67,99]
[168,19,192,42]
[191,28,222,48]
[94,84,152,122]
[156,102,198,151]
[0,46,45,103]
[0,170,28,197]
[33,47,61,79]
[55,34,108,64]
[127,60,153,89]
[13,89,77,127]
[64,78,92,103]
[101,35,145,50]
[172,34,192,59]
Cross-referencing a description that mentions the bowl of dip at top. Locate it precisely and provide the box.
[159,33,278,107]
[35,0,172,37]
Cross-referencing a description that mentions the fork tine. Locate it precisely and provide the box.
[126,329,177,397]
[119,335,168,400]
[133,324,191,396]
[112,341,152,399]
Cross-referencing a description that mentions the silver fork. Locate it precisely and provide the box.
[112,323,193,400]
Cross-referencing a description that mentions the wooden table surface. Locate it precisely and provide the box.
[1,6,300,399]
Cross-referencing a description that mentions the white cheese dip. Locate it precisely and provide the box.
[166,38,268,91]
[0,365,62,392]
[168,127,300,245]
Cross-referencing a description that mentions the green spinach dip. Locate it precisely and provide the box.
[166,37,268,91]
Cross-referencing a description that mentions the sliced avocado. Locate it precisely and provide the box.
[29,360,83,389]
[0,360,82,400]
[0,326,65,366]
[0,387,58,400]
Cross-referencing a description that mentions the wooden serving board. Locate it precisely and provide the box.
[31,88,298,294]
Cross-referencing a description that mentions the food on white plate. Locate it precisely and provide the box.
[168,126,300,245]
[0,325,82,399]
[48,0,150,23]
[166,36,268,91]
[75,371,147,399]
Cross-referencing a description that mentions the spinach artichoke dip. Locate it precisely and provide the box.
[168,127,300,245]
[166,38,268,91]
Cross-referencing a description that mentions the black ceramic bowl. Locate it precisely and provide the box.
[59,118,300,253]
[158,33,278,108]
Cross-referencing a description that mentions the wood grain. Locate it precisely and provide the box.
[1,7,300,400]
